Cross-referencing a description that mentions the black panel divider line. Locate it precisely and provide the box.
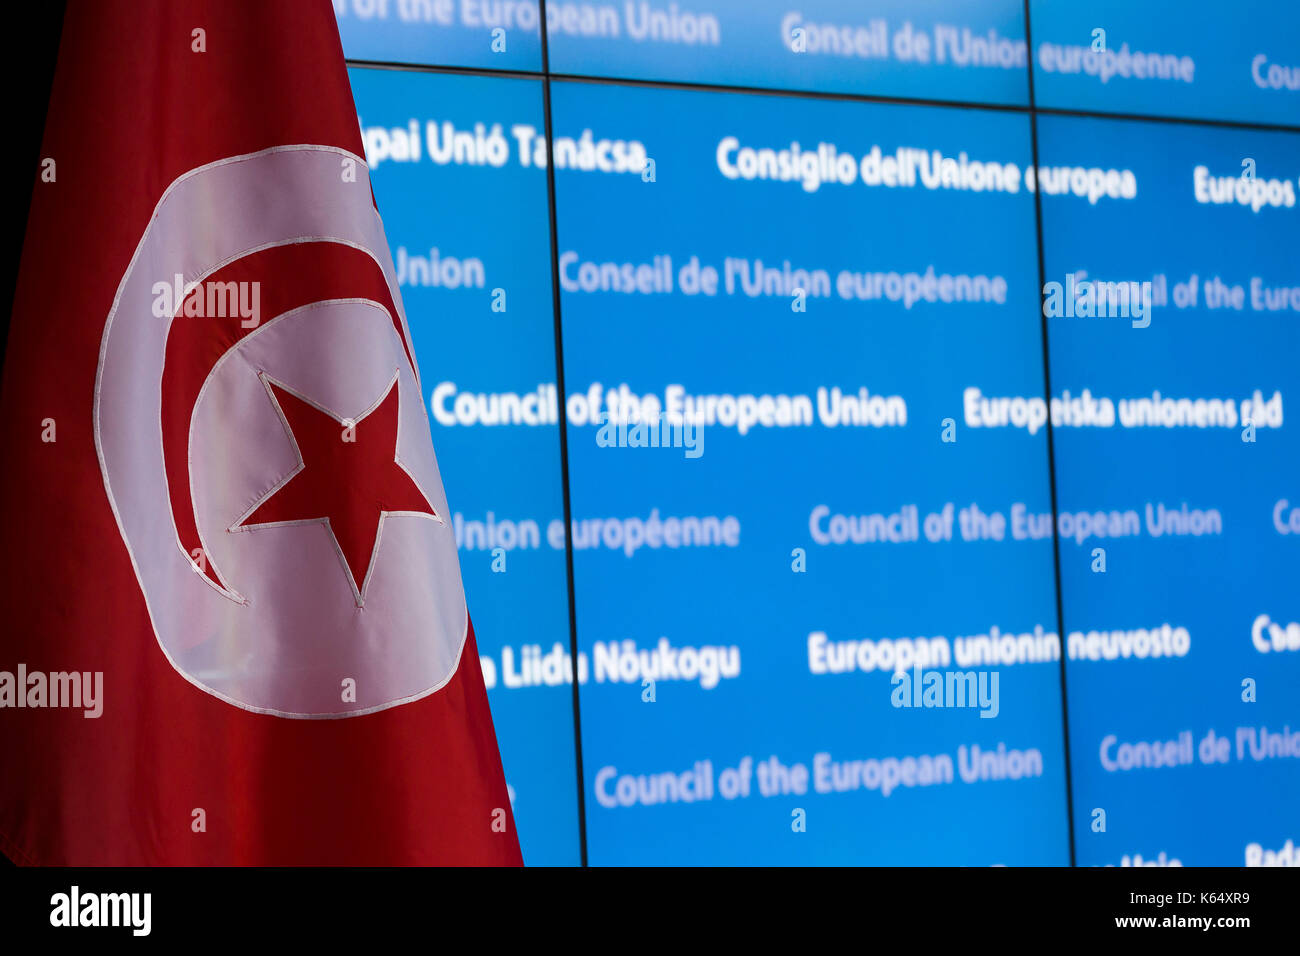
[348,59,543,82]
[1023,0,1077,869]
[1032,104,1300,134]
[345,59,1300,136]
[537,0,590,868]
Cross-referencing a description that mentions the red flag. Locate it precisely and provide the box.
[0,0,521,865]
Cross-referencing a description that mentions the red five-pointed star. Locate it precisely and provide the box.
[233,373,438,604]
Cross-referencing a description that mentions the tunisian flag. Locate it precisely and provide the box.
[0,1,521,864]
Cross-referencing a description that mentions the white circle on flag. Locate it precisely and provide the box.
[94,146,467,718]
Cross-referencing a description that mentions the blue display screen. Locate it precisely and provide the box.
[1029,0,1300,125]
[545,0,1030,105]
[335,0,543,70]
[345,0,1300,866]
[1037,114,1300,866]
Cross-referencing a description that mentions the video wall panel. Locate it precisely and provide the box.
[335,0,543,70]
[1028,0,1300,126]
[549,81,1068,865]
[545,0,1029,105]
[350,67,581,865]
[1037,114,1300,866]
[343,2,1300,866]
